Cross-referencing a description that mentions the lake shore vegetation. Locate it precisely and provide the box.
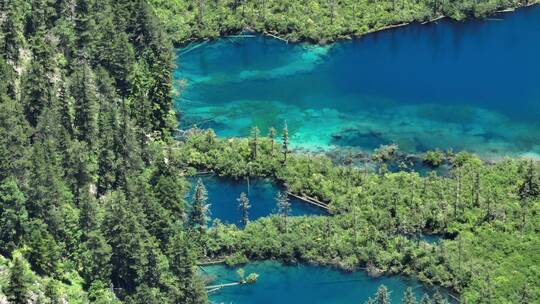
[150,0,540,44]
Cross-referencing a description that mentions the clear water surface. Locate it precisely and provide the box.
[187,176,326,226]
[175,6,540,158]
[203,261,454,304]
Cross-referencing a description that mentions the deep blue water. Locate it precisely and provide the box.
[176,6,540,158]
[203,261,454,304]
[187,176,326,226]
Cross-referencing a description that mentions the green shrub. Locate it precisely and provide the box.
[423,150,445,167]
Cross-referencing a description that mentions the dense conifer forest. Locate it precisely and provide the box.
[0,0,205,302]
[0,0,538,303]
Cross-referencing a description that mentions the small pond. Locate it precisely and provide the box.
[203,261,455,304]
[187,176,327,226]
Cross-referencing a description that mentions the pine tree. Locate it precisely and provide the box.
[0,178,29,256]
[103,191,148,292]
[238,192,251,226]
[127,59,153,133]
[44,280,64,304]
[419,294,432,304]
[431,291,448,304]
[129,174,174,247]
[276,191,291,217]
[189,179,210,232]
[75,0,98,56]
[1,0,26,62]
[250,126,260,160]
[153,162,187,220]
[0,87,30,181]
[517,283,531,304]
[80,230,112,287]
[518,160,539,232]
[27,0,56,36]
[268,127,276,156]
[71,64,99,146]
[22,53,55,127]
[127,284,169,304]
[94,2,135,90]
[135,237,167,289]
[26,220,62,275]
[66,140,96,204]
[276,191,291,232]
[402,287,417,304]
[5,254,33,304]
[79,186,99,239]
[57,75,75,137]
[282,122,289,163]
[167,230,206,303]
[375,285,390,304]
[97,89,121,195]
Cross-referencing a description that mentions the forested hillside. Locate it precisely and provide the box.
[0,0,206,302]
[1,0,539,303]
[150,0,538,43]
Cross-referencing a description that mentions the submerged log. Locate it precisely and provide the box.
[287,192,329,210]
[421,15,446,25]
[206,281,245,289]
[366,22,409,34]
[179,40,209,56]
[198,259,225,266]
[226,34,257,38]
[264,32,289,43]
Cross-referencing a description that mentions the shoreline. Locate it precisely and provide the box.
[174,2,540,48]
[200,257,461,302]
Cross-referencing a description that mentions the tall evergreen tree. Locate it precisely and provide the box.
[0,178,29,256]
[21,45,56,127]
[281,122,289,163]
[276,191,291,232]
[71,64,99,146]
[375,285,390,304]
[167,230,206,303]
[0,80,29,180]
[250,126,260,160]
[432,291,448,304]
[518,160,539,231]
[153,161,187,220]
[5,253,33,304]
[268,127,276,155]
[103,191,148,292]
[189,179,210,232]
[74,0,97,56]
[1,0,26,62]
[419,294,432,304]
[238,192,251,226]
[26,220,62,275]
[128,174,174,247]
[402,287,417,304]
[80,230,112,287]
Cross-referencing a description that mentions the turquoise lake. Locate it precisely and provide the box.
[187,176,326,226]
[175,6,540,158]
[203,261,453,304]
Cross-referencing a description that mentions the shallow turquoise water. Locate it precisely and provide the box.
[203,261,453,304]
[419,234,445,244]
[175,6,540,158]
[187,176,326,226]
